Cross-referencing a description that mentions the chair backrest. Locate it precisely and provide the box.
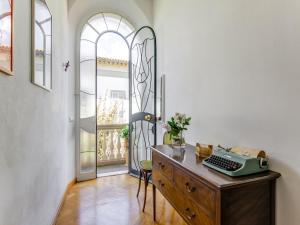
[163,132,172,145]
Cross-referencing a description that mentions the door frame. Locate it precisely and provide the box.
[75,20,157,181]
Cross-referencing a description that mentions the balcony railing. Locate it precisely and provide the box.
[97,124,128,167]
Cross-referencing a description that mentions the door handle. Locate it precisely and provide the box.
[144,115,152,121]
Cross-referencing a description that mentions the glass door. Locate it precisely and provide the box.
[77,22,157,180]
[77,26,97,181]
[129,26,157,175]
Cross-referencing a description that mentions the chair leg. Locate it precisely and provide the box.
[147,173,152,183]
[142,171,148,212]
[137,170,142,197]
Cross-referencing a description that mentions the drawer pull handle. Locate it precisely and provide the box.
[185,182,196,193]
[158,162,165,169]
[158,180,165,187]
[185,208,196,220]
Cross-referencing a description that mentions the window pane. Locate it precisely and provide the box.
[80,92,96,174]
[42,20,51,36]
[35,0,51,23]
[80,92,95,119]
[103,13,121,31]
[45,35,51,54]
[34,60,44,86]
[0,15,11,46]
[80,151,96,173]
[80,60,96,94]
[80,40,95,62]
[81,24,99,43]
[118,19,134,37]
[0,0,10,14]
[88,14,107,34]
[35,23,44,50]
[126,32,135,46]
[0,14,12,71]
[34,22,44,85]
[45,54,51,88]
[80,129,96,173]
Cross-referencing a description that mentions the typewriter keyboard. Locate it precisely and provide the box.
[204,155,242,171]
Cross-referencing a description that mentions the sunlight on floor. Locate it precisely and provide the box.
[55,174,187,225]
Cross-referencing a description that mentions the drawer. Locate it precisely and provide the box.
[152,169,175,202]
[174,167,216,218]
[153,151,173,180]
[173,191,215,225]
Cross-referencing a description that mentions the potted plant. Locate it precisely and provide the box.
[164,113,191,147]
[120,125,129,148]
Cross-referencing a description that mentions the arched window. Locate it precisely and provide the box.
[80,13,135,51]
[0,0,13,74]
[79,13,135,118]
[79,13,135,175]
[33,0,52,89]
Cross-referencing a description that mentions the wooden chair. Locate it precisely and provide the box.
[136,132,172,212]
[136,159,152,212]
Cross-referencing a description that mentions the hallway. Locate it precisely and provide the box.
[55,175,186,225]
[2,0,300,224]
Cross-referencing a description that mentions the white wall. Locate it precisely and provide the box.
[154,0,300,225]
[68,0,153,26]
[0,0,75,225]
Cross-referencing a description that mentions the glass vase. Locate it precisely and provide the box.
[172,132,186,148]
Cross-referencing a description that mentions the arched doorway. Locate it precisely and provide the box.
[79,13,134,180]
[77,13,157,181]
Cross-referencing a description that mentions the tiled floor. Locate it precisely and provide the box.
[55,174,186,225]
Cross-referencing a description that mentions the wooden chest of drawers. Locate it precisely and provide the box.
[151,145,281,225]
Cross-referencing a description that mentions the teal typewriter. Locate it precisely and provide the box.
[203,146,269,177]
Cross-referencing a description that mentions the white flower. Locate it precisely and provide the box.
[162,123,171,131]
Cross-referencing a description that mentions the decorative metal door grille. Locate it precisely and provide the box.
[129,26,157,175]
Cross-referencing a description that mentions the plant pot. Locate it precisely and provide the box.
[121,138,129,148]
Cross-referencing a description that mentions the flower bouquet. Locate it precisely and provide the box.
[163,113,191,148]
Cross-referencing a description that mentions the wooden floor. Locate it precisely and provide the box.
[55,174,187,225]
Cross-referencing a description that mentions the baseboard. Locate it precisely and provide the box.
[51,178,76,225]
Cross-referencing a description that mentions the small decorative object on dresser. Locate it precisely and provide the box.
[164,113,191,148]
[195,143,213,158]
